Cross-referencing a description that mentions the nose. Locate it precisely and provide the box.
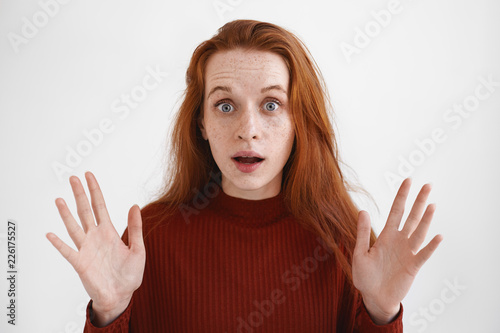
[237,106,261,141]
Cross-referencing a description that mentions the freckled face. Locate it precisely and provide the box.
[198,48,295,200]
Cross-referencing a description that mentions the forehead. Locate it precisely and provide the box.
[204,49,289,91]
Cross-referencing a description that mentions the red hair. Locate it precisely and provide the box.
[142,19,377,330]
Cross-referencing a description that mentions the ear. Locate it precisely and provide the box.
[197,114,208,141]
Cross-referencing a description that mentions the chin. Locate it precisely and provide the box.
[221,174,263,191]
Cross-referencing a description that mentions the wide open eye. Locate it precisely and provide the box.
[265,101,280,112]
[216,102,234,113]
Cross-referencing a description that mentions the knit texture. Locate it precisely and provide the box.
[84,183,403,332]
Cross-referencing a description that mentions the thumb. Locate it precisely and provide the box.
[354,210,371,256]
[127,204,144,252]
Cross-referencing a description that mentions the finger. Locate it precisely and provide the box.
[402,183,432,236]
[85,171,112,227]
[128,204,145,253]
[55,197,85,250]
[415,234,443,270]
[354,210,371,256]
[46,232,79,269]
[384,178,412,231]
[69,175,96,232]
[408,203,436,250]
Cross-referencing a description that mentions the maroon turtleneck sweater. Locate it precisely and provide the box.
[84,184,403,332]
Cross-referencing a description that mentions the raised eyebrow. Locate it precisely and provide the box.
[206,85,287,100]
[260,85,287,95]
[207,86,231,100]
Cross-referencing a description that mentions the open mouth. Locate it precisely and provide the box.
[232,157,264,164]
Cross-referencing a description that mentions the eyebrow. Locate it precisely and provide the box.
[206,84,287,100]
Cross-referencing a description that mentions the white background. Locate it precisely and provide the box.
[1,0,499,332]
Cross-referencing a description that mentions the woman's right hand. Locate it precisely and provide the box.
[46,171,146,326]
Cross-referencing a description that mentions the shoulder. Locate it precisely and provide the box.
[140,202,169,221]
[139,202,178,237]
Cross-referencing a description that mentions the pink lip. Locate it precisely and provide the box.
[232,157,264,173]
[231,150,264,159]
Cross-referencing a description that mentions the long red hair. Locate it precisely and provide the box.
[141,19,377,330]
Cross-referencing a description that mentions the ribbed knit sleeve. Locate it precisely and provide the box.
[83,298,133,333]
[355,298,403,332]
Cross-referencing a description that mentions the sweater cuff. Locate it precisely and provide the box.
[356,301,403,332]
[84,297,133,332]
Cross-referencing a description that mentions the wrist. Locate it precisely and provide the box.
[362,296,400,325]
[91,297,132,327]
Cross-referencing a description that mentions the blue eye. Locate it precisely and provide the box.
[217,103,234,113]
[214,99,281,113]
[264,101,279,111]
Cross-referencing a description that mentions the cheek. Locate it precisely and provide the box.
[204,114,223,139]
[278,114,295,140]
[205,122,228,156]
[206,123,225,142]
[270,118,295,157]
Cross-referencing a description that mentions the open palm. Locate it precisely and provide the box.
[352,178,443,322]
[46,172,146,314]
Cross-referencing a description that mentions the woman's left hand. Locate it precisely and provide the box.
[352,178,443,324]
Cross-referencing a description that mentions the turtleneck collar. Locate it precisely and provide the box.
[207,181,290,227]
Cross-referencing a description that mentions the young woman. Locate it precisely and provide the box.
[46,19,442,332]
